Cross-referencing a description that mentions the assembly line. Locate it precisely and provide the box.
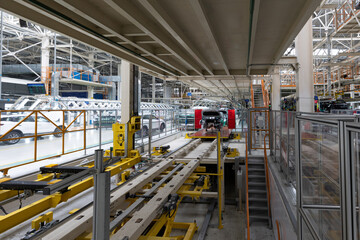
[0,110,244,239]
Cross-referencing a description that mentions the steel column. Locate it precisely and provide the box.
[93,149,110,240]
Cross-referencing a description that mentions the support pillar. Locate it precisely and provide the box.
[88,52,94,69]
[88,86,94,99]
[51,34,58,97]
[152,75,156,103]
[327,34,332,96]
[41,35,50,93]
[271,67,281,110]
[0,11,3,100]
[164,80,172,104]
[117,63,121,101]
[295,18,314,113]
[110,82,116,100]
[120,60,134,124]
[350,84,355,109]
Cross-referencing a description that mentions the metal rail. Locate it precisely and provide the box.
[245,132,250,239]
[110,163,184,231]
[264,133,272,226]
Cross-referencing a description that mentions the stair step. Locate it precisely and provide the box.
[249,197,267,202]
[248,189,267,194]
[248,160,264,165]
[249,206,268,211]
[248,182,266,186]
[250,215,269,220]
[248,168,265,172]
[248,175,265,179]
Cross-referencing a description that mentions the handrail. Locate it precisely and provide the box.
[276,220,281,240]
[245,132,250,239]
[264,133,272,221]
[250,83,255,108]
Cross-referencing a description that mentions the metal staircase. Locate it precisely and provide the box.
[251,79,269,108]
[248,156,271,226]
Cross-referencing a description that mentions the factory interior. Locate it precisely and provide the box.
[0,0,359,239]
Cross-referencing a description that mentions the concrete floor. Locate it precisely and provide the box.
[174,203,245,240]
[175,202,274,240]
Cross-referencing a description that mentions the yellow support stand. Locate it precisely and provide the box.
[117,170,131,185]
[111,116,141,157]
[31,212,53,230]
[226,148,240,157]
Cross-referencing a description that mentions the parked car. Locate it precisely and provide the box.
[201,110,223,131]
[0,114,64,144]
[141,115,166,136]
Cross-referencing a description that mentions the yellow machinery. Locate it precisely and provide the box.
[152,145,171,156]
[226,147,240,158]
[108,116,142,157]
[0,116,143,234]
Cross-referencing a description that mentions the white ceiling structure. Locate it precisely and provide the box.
[0,0,322,97]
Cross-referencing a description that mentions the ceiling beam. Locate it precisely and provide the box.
[139,0,213,75]
[1,0,171,76]
[246,0,261,75]
[105,0,204,76]
[273,0,322,66]
[234,79,242,96]
[54,0,187,76]
[218,80,233,96]
[164,75,254,81]
[189,0,230,75]
[121,24,148,37]
[208,80,228,96]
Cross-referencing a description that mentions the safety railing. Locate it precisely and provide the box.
[0,109,87,175]
[245,132,250,240]
[271,110,297,185]
[0,108,181,176]
[248,108,270,151]
[264,133,271,223]
[295,114,360,240]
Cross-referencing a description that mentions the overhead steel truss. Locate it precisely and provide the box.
[10,95,174,111]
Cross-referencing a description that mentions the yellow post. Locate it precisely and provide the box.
[217,131,223,229]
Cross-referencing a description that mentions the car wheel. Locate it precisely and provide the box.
[160,123,166,132]
[4,131,22,145]
[54,126,63,138]
[142,126,149,136]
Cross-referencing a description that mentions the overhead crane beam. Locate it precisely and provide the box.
[54,0,186,76]
[189,0,230,75]
[105,0,204,76]
[139,0,214,75]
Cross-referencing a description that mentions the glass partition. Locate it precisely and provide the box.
[296,116,359,240]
